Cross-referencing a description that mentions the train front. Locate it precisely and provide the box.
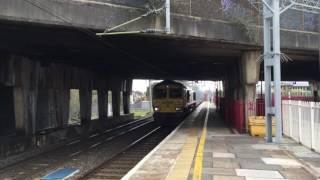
[152,81,186,125]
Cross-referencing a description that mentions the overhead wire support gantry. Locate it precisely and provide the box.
[96,0,171,36]
[248,0,320,13]
[247,0,320,143]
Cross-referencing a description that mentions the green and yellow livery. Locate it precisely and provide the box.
[152,80,196,125]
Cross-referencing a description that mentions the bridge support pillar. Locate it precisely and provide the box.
[112,91,121,117]
[123,79,132,114]
[0,56,41,136]
[223,64,244,132]
[80,89,92,125]
[111,80,122,118]
[98,90,108,122]
[241,51,261,132]
[36,88,69,130]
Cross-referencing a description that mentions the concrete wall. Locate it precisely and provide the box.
[0,54,133,157]
[0,0,319,51]
[0,85,15,136]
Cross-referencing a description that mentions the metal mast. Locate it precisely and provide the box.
[262,0,282,143]
[248,0,320,143]
[165,0,171,33]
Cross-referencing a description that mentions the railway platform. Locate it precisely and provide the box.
[124,102,320,180]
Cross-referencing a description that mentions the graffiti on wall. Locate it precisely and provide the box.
[221,0,234,11]
[304,12,318,31]
[247,100,256,115]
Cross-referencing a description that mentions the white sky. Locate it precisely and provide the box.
[197,81,217,91]
[132,79,149,92]
[134,80,310,93]
[132,79,220,93]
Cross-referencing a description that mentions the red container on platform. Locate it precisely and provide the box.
[224,101,230,124]
[233,100,245,133]
[256,98,265,116]
[224,100,245,133]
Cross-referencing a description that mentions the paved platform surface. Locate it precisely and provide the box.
[123,102,320,180]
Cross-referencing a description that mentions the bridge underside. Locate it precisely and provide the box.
[2,0,320,167]
[0,17,320,161]
[1,20,319,81]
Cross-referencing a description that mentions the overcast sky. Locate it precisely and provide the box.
[132,79,219,93]
[132,79,150,92]
[133,80,310,93]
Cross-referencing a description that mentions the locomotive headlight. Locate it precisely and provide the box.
[154,107,160,111]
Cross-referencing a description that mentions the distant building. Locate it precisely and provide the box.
[131,91,144,104]
[130,101,151,110]
[281,81,312,97]
[256,81,312,97]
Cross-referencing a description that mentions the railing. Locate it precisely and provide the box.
[282,100,320,152]
[282,96,315,101]
[256,96,315,116]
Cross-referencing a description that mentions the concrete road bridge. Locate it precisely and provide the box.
[0,0,319,165]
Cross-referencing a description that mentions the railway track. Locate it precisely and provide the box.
[81,127,174,180]
[0,118,155,179]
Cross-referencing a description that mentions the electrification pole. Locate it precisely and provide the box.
[165,0,171,33]
[263,0,282,143]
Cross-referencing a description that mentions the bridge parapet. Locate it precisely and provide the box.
[0,0,319,51]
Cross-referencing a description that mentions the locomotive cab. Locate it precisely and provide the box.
[152,80,196,125]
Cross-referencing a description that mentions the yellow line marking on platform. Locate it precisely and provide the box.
[192,102,210,180]
[165,103,211,180]
[165,130,198,180]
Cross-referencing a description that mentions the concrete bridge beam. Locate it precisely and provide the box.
[1,0,319,52]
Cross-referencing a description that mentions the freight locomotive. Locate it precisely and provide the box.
[152,80,197,125]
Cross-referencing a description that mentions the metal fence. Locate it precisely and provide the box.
[282,100,320,152]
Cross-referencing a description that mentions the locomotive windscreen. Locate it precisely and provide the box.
[154,88,167,98]
[169,88,183,98]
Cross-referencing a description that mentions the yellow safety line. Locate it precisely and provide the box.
[166,128,199,180]
[192,102,210,180]
[165,103,210,180]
